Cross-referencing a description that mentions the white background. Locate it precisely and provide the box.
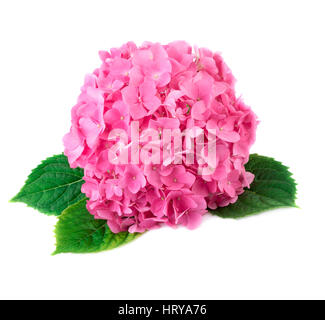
[1,0,324,300]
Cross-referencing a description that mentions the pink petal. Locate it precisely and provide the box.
[140,79,157,99]
[122,85,138,105]
[157,72,171,87]
[191,101,206,120]
[128,180,140,194]
[181,172,196,187]
[216,130,240,143]
[214,82,228,96]
[129,102,147,120]
[186,211,203,230]
[79,117,102,148]
[145,96,161,112]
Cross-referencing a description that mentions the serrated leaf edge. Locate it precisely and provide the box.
[52,199,143,255]
[10,154,84,216]
[210,154,298,218]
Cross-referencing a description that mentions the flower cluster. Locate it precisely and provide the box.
[63,41,257,233]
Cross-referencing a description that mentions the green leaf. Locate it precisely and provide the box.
[209,154,297,218]
[53,199,142,254]
[11,154,85,216]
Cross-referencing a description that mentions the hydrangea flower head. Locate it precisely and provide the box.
[64,41,257,233]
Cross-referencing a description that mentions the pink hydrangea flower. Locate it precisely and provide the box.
[64,41,258,234]
[122,79,161,119]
